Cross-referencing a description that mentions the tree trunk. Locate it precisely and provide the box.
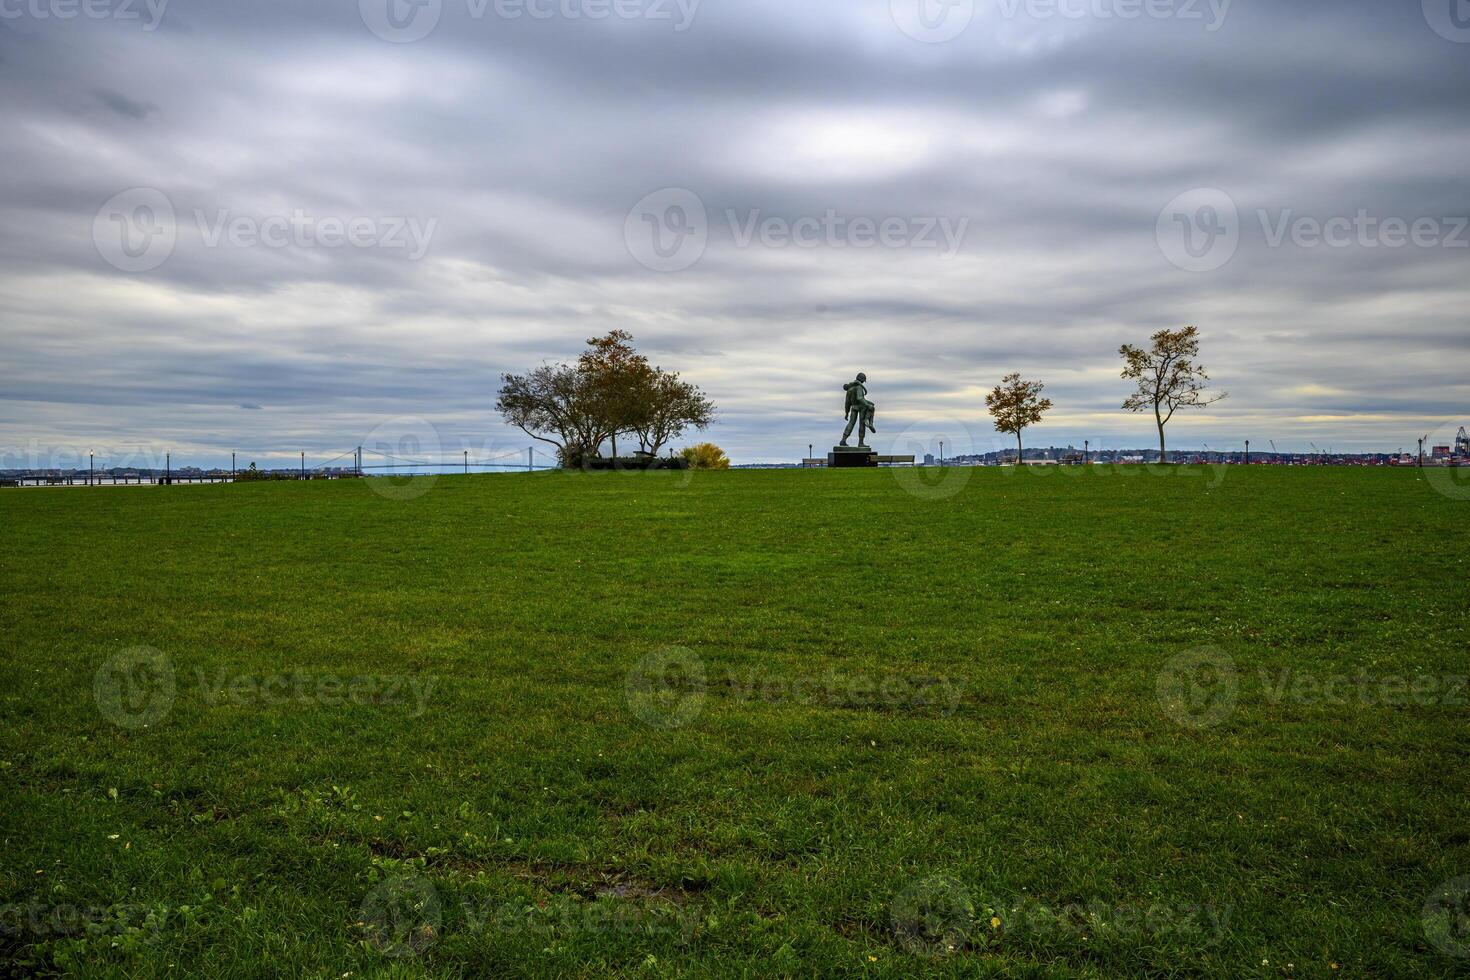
[1016,430,1024,466]
[611,432,618,458]
[1155,406,1166,462]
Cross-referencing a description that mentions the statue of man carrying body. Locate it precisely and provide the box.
[840,372,876,447]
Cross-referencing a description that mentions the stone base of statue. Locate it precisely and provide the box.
[829,446,878,468]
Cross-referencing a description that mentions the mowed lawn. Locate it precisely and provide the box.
[2,466,1467,977]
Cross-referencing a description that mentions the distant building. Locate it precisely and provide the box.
[1432,445,1451,459]
[923,453,936,466]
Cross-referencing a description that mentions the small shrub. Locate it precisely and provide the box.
[681,443,730,470]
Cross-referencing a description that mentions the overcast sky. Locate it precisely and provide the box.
[2,0,1467,467]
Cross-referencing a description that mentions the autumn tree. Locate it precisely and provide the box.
[495,362,609,465]
[1119,325,1225,460]
[578,330,655,459]
[497,332,716,466]
[985,373,1053,466]
[631,370,715,457]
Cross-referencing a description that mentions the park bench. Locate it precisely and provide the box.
[803,454,916,467]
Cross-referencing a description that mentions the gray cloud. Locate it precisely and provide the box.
[0,0,1467,466]
[92,87,158,119]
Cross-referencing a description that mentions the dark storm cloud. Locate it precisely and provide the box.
[92,87,157,119]
[0,0,1466,465]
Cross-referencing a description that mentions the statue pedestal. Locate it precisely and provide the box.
[828,446,877,468]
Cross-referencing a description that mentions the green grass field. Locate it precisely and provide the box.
[2,466,1467,977]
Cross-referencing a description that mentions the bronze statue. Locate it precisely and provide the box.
[840,373,876,447]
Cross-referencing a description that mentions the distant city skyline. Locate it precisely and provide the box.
[2,0,1467,465]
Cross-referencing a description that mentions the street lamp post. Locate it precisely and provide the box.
[939,440,944,465]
